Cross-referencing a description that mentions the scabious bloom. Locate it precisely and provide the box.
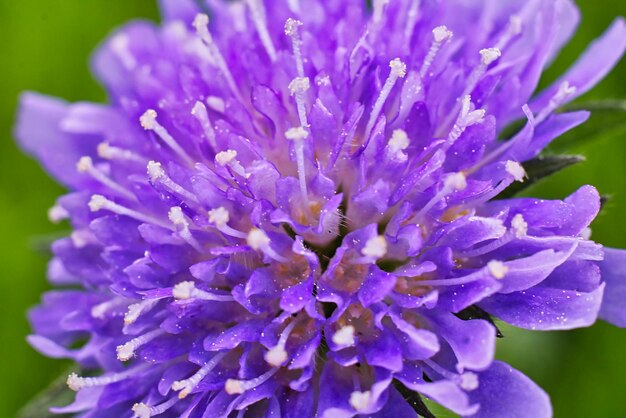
[16,0,626,416]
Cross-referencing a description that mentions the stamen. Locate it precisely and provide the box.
[245,0,278,61]
[208,207,248,239]
[206,96,226,113]
[495,15,523,50]
[215,150,250,179]
[361,236,388,259]
[247,228,289,263]
[285,127,310,205]
[132,397,179,418]
[372,0,390,24]
[66,367,144,391]
[110,33,137,70]
[463,48,501,96]
[77,156,136,200]
[420,26,453,78]
[385,129,410,163]
[91,298,127,319]
[505,161,526,182]
[124,299,159,325]
[404,0,421,46]
[147,161,200,205]
[535,81,577,124]
[172,281,235,302]
[487,260,508,279]
[191,101,217,150]
[285,18,305,77]
[288,77,311,127]
[140,109,195,167]
[88,195,171,229]
[511,214,527,238]
[332,325,356,347]
[116,329,164,362]
[364,58,407,140]
[172,352,227,398]
[168,207,203,252]
[350,390,372,412]
[225,368,279,395]
[48,204,69,223]
[98,142,146,163]
[424,359,479,391]
[413,173,467,220]
[193,14,243,102]
[264,319,298,367]
[447,95,485,143]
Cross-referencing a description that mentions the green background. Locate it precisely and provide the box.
[0,1,624,417]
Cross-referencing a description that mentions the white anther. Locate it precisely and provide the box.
[193,13,210,33]
[555,81,577,102]
[285,126,309,141]
[140,109,195,166]
[247,228,270,250]
[124,302,149,325]
[461,95,486,126]
[67,372,131,391]
[76,156,93,173]
[48,204,69,223]
[389,58,407,78]
[362,236,388,259]
[132,403,152,418]
[511,214,528,238]
[421,26,453,78]
[147,161,165,181]
[284,18,302,37]
[288,77,311,95]
[215,150,250,179]
[208,207,230,227]
[88,194,109,211]
[168,206,188,227]
[487,260,509,279]
[191,101,217,150]
[332,325,356,347]
[225,379,245,395]
[433,25,453,43]
[265,346,288,367]
[444,172,468,191]
[349,390,372,412]
[97,142,144,163]
[116,329,163,362]
[459,372,479,391]
[173,281,196,300]
[139,109,158,130]
[172,353,227,399]
[116,343,135,362]
[505,161,526,182]
[215,150,238,166]
[364,58,407,140]
[66,373,84,391]
[480,48,501,66]
[386,129,410,162]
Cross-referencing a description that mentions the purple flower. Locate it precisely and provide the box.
[15,0,626,417]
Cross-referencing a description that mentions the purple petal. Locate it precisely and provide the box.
[599,248,626,327]
[467,361,552,418]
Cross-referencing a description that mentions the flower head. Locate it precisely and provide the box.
[16,0,626,417]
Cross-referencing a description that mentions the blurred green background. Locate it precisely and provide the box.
[0,1,624,417]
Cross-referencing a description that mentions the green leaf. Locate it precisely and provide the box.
[553,99,626,151]
[498,154,586,198]
[17,368,76,418]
